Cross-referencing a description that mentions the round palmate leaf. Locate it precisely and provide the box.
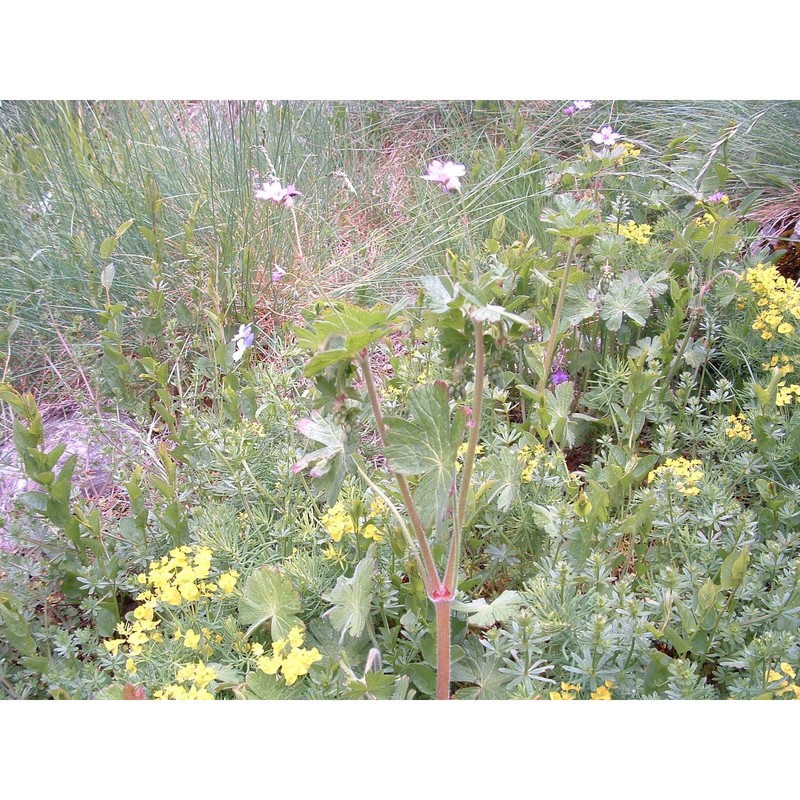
[238,567,303,640]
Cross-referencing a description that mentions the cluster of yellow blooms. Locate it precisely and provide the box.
[615,141,641,166]
[320,499,384,544]
[135,545,239,605]
[744,263,800,340]
[154,661,218,700]
[549,680,615,700]
[519,443,547,483]
[252,626,322,686]
[725,413,753,442]
[693,212,718,229]
[763,354,797,375]
[616,220,653,245]
[456,442,484,473]
[103,546,239,682]
[765,662,800,699]
[647,457,704,497]
[776,382,800,408]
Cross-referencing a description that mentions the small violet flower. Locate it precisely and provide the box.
[551,370,570,386]
[272,263,286,282]
[707,191,728,204]
[563,105,576,117]
[231,323,254,362]
[422,159,466,193]
[255,179,302,208]
[591,126,621,147]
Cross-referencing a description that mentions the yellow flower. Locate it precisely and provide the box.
[183,629,201,650]
[272,638,288,656]
[125,658,137,675]
[549,691,575,700]
[561,682,582,693]
[590,685,612,700]
[250,642,264,658]
[218,570,239,593]
[103,638,126,656]
[780,662,796,680]
[288,626,305,649]
[257,654,282,675]
[361,523,384,542]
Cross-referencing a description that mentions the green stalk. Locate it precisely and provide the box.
[358,352,441,596]
[539,238,578,393]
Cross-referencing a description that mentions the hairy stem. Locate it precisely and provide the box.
[435,598,452,700]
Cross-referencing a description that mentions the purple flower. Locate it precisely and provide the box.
[272,263,286,282]
[563,105,576,117]
[422,159,466,193]
[255,179,302,208]
[591,126,621,147]
[707,191,728,204]
[551,370,570,386]
[574,100,593,111]
[231,323,254,362]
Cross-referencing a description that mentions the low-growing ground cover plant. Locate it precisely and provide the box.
[1,100,800,700]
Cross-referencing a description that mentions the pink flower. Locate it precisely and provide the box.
[563,106,576,117]
[255,179,302,208]
[296,418,314,436]
[272,263,286,282]
[422,159,466,193]
[574,100,592,111]
[591,126,621,147]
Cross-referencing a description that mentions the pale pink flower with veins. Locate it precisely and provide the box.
[573,100,592,111]
[272,264,286,282]
[591,126,621,146]
[422,159,466,193]
[255,180,302,208]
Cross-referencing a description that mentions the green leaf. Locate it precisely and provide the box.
[563,282,599,326]
[240,670,303,700]
[385,383,467,532]
[295,301,401,377]
[721,545,750,590]
[406,663,437,696]
[453,590,523,627]
[420,275,458,314]
[99,236,116,260]
[115,218,135,238]
[323,547,375,641]
[600,273,653,330]
[0,595,37,656]
[238,567,303,640]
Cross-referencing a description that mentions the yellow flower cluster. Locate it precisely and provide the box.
[725,413,752,441]
[745,264,800,340]
[765,662,800,699]
[154,661,217,701]
[615,141,641,165]
[647,457,703,497]
[693,212,717,229]
[255,626,322,686]
[103,546,238,674]
[135,545,239,606]
[456,442,484,472]
[763,354,796,375]
[549,681,582,700]
[519,444,546,483]
[549,679,614,700]
[616,220,652,245]
[320,500,384,543]
[776,382,800,407]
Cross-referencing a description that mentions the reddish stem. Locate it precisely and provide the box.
[434,594,453,700]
